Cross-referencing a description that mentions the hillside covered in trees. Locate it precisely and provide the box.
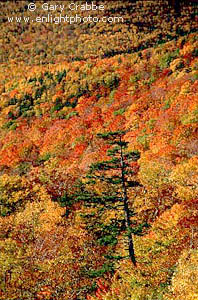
[0,1,198,299]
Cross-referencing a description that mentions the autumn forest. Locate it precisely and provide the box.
[0,1,198,299]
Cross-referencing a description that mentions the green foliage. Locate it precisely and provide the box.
[2,120,18,130]
[38,153,51,163]
[163,99,171,110]
[35,85,46,100]
[146,119,157,130]
[130,74,141,83]
[75,131,142,269]
[64,111,78,120]
[8,97,17,105]
[103,74,120,90]
[114,108,126,116]
[137,134,150,149]
[86,262,115,278]
[51,98,63,113]
[192,48,198,57]
[15,162,31,175]
[159,49,180,69]
[56,70,66,83]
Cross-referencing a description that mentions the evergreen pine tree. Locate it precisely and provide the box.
[76,131,147,267]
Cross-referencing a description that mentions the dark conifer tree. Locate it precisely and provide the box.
[76,131,147,267]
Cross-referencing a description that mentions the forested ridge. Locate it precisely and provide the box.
[0,1,198,299]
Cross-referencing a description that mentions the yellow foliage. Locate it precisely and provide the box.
[0,174,29,216]
[169,58,184,72]
[38,200,64,232]
[179,81,192,95]
[153,203,186,231]
[169,156,198,201]
[180,41,198,57]
[101,209,123,226]
[139,158,170,190]
[170,250,198,300]
[14,198,64,233]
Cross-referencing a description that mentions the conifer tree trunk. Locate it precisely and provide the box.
[119,136,136,266]
[78,131,141,269]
